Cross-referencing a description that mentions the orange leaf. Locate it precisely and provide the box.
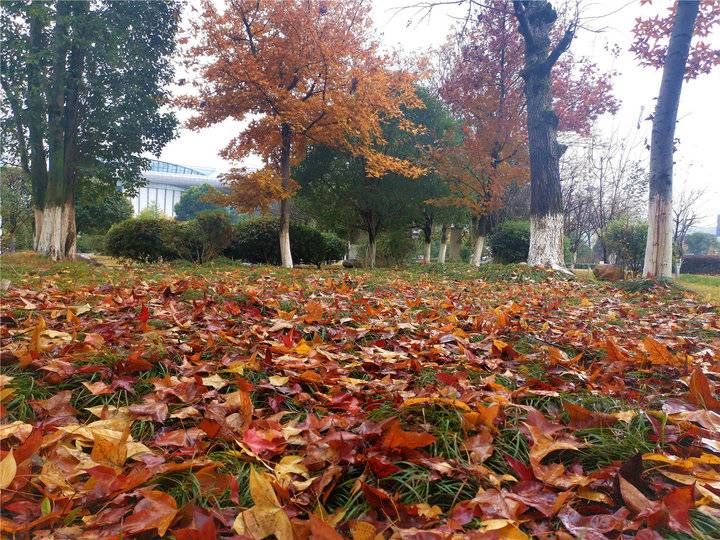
[304,301,324,323]
[381,419,436,449]
[643,336,680,366]
[688,369,720,410]
[123,489,178,537]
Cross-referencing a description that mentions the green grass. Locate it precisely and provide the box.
[662,510,720,540]
[676,274,720,303]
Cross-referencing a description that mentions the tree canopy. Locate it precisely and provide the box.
[0,0,179,258]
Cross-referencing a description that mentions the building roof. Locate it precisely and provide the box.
[143,159,222,189]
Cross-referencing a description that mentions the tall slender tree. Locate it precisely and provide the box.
[631,0,718,278]
[0,0,179,260]
[182,0,422,268]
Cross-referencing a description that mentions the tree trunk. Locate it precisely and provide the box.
[570,249,577,269]
[368,232,377,269]
[642,1,699,279]
[421,210,433,264]
[35,201,77,260]
[471,235,485,267]
[514,1,574,269]
[279,123,293,268]
[423,241,432,264]
[27,9,49,248]
[438,224,448,264]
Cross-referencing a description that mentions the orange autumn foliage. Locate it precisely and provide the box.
[180,0,424,213]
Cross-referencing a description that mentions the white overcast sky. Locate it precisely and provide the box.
[159,0,719,229]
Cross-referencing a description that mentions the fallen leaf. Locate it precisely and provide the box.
[0,450,17,489]
[381,419,436,449]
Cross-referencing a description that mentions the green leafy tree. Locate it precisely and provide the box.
[294,89,462,268]
[604,220,648,273]
[686,231,719,255]
[174,184,225,221]
[75,177,133,234]
[0,0,179,259]
[0,166,33,251]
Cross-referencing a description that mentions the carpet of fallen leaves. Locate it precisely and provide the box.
[1,260,720,539]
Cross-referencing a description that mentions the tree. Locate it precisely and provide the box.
[0,167,33,252]
[512,0,577,268]
[564,133,647,263]
[435,0,617,267]
[295,148,419,269]
[174,184,226,221]
[632,0,719,277]
[671,188,703,275]
[686,231,719,255]
[182,0,422,268]
[75,177,133,235]
[0,1,179,260]
[604,220,648,274]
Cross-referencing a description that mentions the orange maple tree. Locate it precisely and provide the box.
[181,0,422,267]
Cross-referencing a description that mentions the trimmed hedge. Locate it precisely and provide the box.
[489,220,530,263]
[175,210,233,263]
[681,255,720,275]
[224,217,345,266]
[106,218,179,262]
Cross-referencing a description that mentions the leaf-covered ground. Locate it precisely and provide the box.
[1,255,720,539]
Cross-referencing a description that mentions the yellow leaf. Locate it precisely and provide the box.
[415,502,443,519]
[294,340,312,355]
[250,467,280,508]
[478,519,529,540]
[0,450,17,489]
[577,486,613,505]
[233,468,293,540]
[350,521,378,540]
[0,421,33,441]
[401,396,471,411]
[269,375,289,387]
[274,455,309,488]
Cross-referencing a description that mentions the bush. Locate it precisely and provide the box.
[489,220,530,263]
[686,232,719,256]
[175,210,233,263]
[321,232,346,263]
[604,220,647,273]
[224,217,344,266]
[105,218,179,262]
[76,234,106,254]
[681,255,720,275]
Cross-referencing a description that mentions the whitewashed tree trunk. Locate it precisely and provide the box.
[471,235,485,267]
[33,208,44,251]
[438,224,448,264]
[570,250,577,269]
[423,241,431,264]
[528,213,565,268]
[279,123,293,269]
[675,256,683,277]
[642,1,699,278]
[35,202,76,261]
[438,242,448,264]
[643,195,673,278]
[368,238,377,269]
[279,204,293,269]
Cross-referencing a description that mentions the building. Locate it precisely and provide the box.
[130,159,222,218]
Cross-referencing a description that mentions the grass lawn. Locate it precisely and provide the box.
[1,252,720,538]
[676,274,720,304]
